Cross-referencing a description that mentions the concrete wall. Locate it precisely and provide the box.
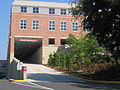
[12,6,69,15]
[42,46,59,64]
[10,58,26,80]
[28,46,42,64]
[0,60,7,74]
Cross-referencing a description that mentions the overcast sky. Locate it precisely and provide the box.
[0,0,69,60]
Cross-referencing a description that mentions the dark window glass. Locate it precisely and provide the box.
[61,39,67,45]
[49,8,55,14]
[61,9,66,15]
[49,38,55,45]
[21,6,27,13]
[33,7,39,13]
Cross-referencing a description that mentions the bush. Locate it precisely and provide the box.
[48,52,74,71]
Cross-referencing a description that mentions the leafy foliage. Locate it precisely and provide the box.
[67,34,105,64]
[70,0,120,64]
[48,34,106,71]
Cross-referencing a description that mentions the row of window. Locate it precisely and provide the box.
[20,20,78,31]
[49,38,67,45]
[21,6,67,15]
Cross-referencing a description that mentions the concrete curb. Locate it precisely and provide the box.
[43,65,120,84]
[66,72,120,84]
[9,79,29,82]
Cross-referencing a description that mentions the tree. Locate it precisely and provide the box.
[70,0,120,64]
[67,34,105,65]
[48,53,53,65]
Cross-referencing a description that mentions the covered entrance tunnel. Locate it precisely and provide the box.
[14,37,42,64]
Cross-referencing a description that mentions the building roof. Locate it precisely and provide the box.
[12,0,71,8]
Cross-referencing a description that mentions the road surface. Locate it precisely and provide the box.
[0,63,120,90]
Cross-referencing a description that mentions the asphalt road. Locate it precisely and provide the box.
[0,64,120,90]
[0,79,120,90]
[0,80,48,90]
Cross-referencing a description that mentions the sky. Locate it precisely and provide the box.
[0,0,69,60]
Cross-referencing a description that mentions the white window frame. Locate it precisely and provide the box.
[72,22,78,32]
[21,6,27,13]
[32,20,39,30]
[33,7,39,13]
[61,9,67,15]
[20,19,27,30]
[60,21,66,31]
[49,8,55,14]
[49,21,55,31]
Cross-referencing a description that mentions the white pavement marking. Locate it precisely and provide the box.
[12,82,54,90]
[27,79,50,83]
[29,82,54,90]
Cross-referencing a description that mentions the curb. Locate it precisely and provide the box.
[66,72,120,84]
[43,65,120,84]
[9,79,29,82]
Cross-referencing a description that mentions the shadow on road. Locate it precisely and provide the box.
[28,73,120,90]
[70,81,120,90]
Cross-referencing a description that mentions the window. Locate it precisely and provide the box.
[61,9,66,15]
[21,6,27,13]
[61,39,67,45]
[49,38,55,45]
[32,20,39,30]
[84,29,90,32]
[49,21,55,30]
[20,20,26,30]
[33,7,39,13]
[72,22,78,31]
[61,21,66,31]
[49,8,55,14]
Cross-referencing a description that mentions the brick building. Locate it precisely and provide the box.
[8,0,83,65]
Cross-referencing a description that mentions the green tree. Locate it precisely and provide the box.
[60,53,67,69]
[70,0,120,64]
[67,34,105,65]
[66,53,73,70]
[48,53,53,65]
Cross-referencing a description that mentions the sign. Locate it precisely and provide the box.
[23,66,27,72]
[17,62,22,71]
[18,39,38,42]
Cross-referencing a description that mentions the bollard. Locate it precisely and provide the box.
[22,65,27,80]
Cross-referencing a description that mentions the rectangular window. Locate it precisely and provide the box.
[61,39,67,45]
[84,29,90,32]
[61,21,66,31]
[20,20,26,30]
[49,38,55,45]
[32,20,39,30]
[72,22,78,31]
[33,7,39,13]
[49,21,55,30]
[49,8,55,14]
[61,9,66,15]
[21,6,27,13]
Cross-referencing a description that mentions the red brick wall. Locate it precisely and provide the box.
[10,13,83,46]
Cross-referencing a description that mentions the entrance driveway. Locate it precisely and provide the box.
[25,63,82,82]
[23,63,120,90]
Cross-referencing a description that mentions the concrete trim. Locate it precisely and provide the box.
[60,37,68,39]
[14,36,43,38]
[12,13,73,18]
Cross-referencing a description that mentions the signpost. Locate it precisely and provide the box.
[17,62,22,71]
